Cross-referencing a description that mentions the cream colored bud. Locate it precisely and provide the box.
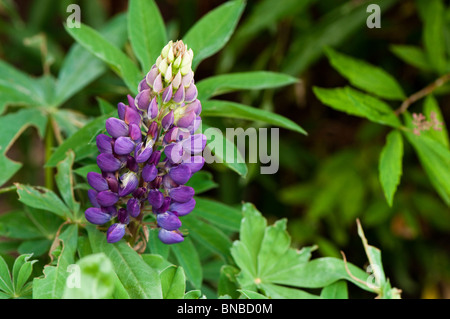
[158,59,168,76]
[172,71,182,89]
[174,55,182,69]
[164,63,173,82]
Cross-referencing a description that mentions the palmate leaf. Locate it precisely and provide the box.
[160,265,186,299]
[0,253,37,298]
[230,203,374,298]
[0,59,46,114]
[0,108,47,187]
[55,151,80,218]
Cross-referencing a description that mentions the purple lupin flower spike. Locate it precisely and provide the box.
[84,40,205,245]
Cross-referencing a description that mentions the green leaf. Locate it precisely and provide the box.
[185,171,218,194]
[0,255,13,295]
[0,108,48,187]
[320,280,348,299]
[202,122,248,177]
[184,290,203,299]
[18,239,52,257]
[0,59,45,113]
[171,236,202,289]
[12,254,37,296]
[141,254,172,273]
[16,184,72,219]
[65,23,142,94]
[193,197,242,232]
[218,265,240,299]
[420,0,447,73]
[55,14,129,105]
[230,203,373,293]
[32,224,79,299]
[46,112,112,167]
[313,86,401,128]
[63,253,116,299]
[390,45,433,72]
[183,0,245,69]
[160,265,186,299]
[325,48,405,100]
[423,95,449,148]
[260,283,320,299]
[55,150,80,217]
[403,127,450,205]
[202,100,307,135]
[282,0,396,75]
[357,220,386,290]
[239,289,268,299]
[87,226,162,299]
[128,0,166,71]
[182,215,232,260]
[379,130,404,207]
[196,71,298,101]
[147,228,170,259]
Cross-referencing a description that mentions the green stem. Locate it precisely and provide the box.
[45,119,54,191]
[0,185,17,195]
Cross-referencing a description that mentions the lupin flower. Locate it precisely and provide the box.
[85,40,206,245]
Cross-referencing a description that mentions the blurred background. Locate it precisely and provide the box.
[0,0,449,298]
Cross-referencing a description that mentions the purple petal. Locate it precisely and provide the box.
[114,137,135,155]
[96,190,119,207]
[129,123,142,142]
[124,107,142,126]
[148,97,158,120]
[169,198,196,216]
[142,164,158,182]
[158,229,184,244]
[176,110,195,128]
[161,110,174,131]
[184,83,198,103]
[157,212,182,231]
[135,89,151,112]
[118,172,139,197]
[105,118,129,138]
[182,70,193,87]
[182,156,205,174]
[135,141,154,163]
[169,186,195,203]
[186,99,202,116]
[127,198,141,218]
[148,150,162,166]
[139,78,150,92]
[169,164,192,185]
[88,189,100,208]
[97,153,121,172]
[162,84,173,104]
[153,73,163,93]
[96,134,113,154]
[117,208,129,224]
[87,172,109,192]
[182,134,207,154]
[154,196,171,213]
[146,66,158,88]
[107,223,126,243]
[164,143,184,164]
[117,102,127,120]
[148,189,164,209]
[85,207,112,225]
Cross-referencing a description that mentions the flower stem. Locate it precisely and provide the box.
[395,73,450,116]
[45,119,54,191]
